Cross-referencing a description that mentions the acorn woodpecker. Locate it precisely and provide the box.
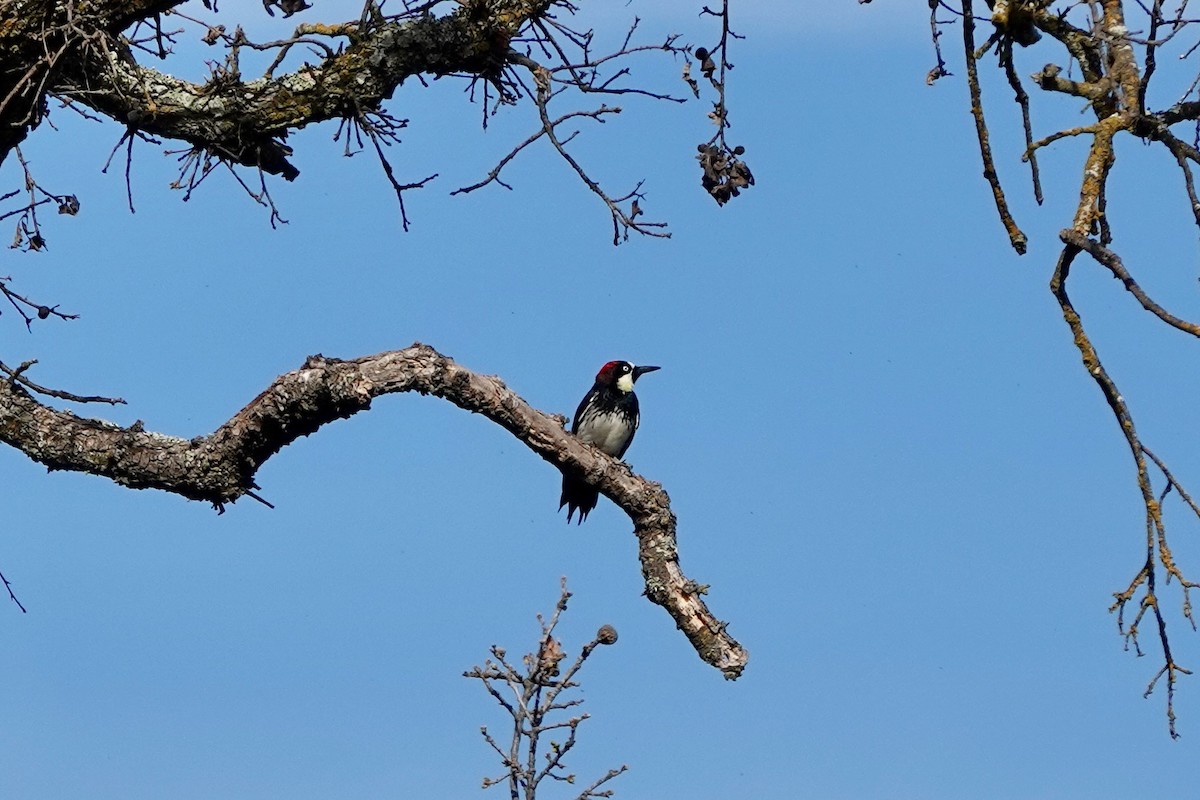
[560,360,660,523]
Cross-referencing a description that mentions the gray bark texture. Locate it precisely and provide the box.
[0,0,549,175]
[0,1,749,677]
[0,344,748,677]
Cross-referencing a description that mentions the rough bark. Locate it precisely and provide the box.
[0,1,749,678]
[0,343,749,678]
[0,0,552,175]
[940,0,1200,736]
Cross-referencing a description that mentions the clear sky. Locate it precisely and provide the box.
[4,2,1200,797]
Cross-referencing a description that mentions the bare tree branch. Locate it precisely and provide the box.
[0,358,125,405]
[961,0,1027,254]
[692,1,753,206]
[0,566,27,613]
[0,343,748,678]
[927,0,1200,733]
[466,580,628,799]
[1058,229,1200,337]
[49,4,552,180]
[0,0,730,247]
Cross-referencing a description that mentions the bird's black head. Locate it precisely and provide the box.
[596,361,660,393]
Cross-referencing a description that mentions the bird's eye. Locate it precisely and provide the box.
[623,364,631,372]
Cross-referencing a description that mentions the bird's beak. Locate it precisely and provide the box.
[632,365,660,381]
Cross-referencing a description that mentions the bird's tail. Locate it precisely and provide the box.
[559,474,599,524]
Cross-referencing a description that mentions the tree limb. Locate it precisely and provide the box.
[48,2,555,179]
[1051,239,1193,738]
[0,0,187,161]
[0,0,705,243]
[961,0,1027,254]
[931,0,1200,733]
[0,342,748,678]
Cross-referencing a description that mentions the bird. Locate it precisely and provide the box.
[560,360,660,523]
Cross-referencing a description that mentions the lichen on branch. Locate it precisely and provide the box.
[0,343,748,678]
[925,0,1200,735]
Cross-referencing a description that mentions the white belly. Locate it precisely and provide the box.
[578,409,636,455]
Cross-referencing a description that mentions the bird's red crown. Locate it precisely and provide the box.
[595,361,627,383]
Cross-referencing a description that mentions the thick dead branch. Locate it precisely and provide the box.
[1030,63,1109,102]
[0,1,715,244]
[0,1,185,161]
[0,343,748,678]
[50,6,551,180]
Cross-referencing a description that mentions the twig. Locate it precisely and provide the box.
[0,567,27,613]
[1059,229,1200,337]
[926,1,953,85]
[512,53,669,244]
[1052,239,1191,738]
[453,107,622,195]
[466,579,626,798]
[1000,39,1042,204]
[0,279,80,332]
[961,0,1027,254]
[0,358,125,405]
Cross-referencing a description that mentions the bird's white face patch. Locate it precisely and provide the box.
[616,371,635,393]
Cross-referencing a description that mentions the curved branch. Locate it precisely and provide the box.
[0,1,703,244]
[1050,241,1192,738]
[1060,229,1200,337]
[50,4,549,179]
[933,0,1200,735]
[0,343,748,678]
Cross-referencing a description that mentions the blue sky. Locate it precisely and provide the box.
[4,1,1200,797]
